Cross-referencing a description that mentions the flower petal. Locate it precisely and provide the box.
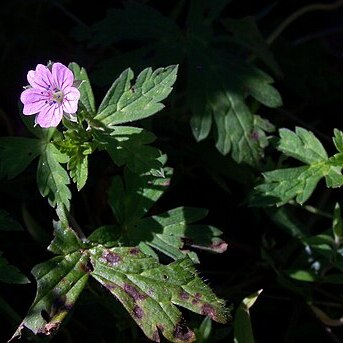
[62,87,80,114]
[35,104,63,128]
[20,88,47,115]
[27,64,55,91]
[52,63,74,90]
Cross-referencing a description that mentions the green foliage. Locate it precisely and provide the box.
[94,127,163,175]
[11,221,229,342]
[0,60,231,343]
[2,1,343,343]
[74,0,282,165]
[57,126,94,191]
[253,127,343,206]
[105,167,227,262]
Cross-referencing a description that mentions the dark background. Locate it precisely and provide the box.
[1,0,343,342]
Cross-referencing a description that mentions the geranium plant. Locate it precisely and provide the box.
[2,61,229,342]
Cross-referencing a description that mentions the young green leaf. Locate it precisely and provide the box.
[68,62,96,115]
[94,65,178,126]
[195,316,212,342]
[285,270,317,282]
[234,290,262,343]
[0,137,41,179]
[57,127,94,191]
[0,254,30,284]
[37,143,71,210]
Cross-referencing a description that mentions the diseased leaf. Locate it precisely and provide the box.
[69,62,96,114]
[90,246,229,342]
[125,207,227,262]
[95,65,178,126]
[48,221,83,255]
[0,254,30,284]
[0,137,41,179]
[36,143,71,210]
[0,209,23,231]
[94,127,163,175]
[11,252,89,340]
[13,224,230,342]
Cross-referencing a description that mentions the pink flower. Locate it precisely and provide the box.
[20,62,80,128]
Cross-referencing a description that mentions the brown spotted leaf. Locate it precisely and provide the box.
[89,245,229,342]
[10,251,90,341]
[12,223,229,342]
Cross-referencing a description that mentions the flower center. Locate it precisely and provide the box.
[52,90,64,104]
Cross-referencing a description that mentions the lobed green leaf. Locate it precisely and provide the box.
[253,128,343,206]
[36,143,71,210]
[278,127,328,164]
[188,48,281,165]
[94,127,163,175]
[108,167,172,226]
[95,65,178,126]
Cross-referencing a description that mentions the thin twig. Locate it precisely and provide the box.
[267,0,343,45]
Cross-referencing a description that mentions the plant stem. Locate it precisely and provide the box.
[267,0,343,45]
